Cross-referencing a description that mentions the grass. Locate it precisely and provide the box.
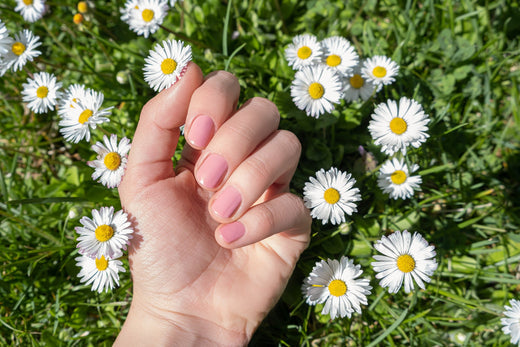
[0,0,519,345]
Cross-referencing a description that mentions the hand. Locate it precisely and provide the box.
[115,63,311,346]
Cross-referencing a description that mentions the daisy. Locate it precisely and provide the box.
[368,97,430,155]
[302,256,372,319]
[76,253,125,293]
[59,83,87,110]
[143,39,192,92]
[15,0,46,23]
[372,230,438,294]
[2,29,41,72]
[21,72,62,114]
[362,55,399,86]
[343,62,378,103]
[377,158,421,200]
[58,88,112,143]
[303,167,361,225]
[291,65,343,118]
[121,0,169,38]
[320,36,358,76]
[76,206,133,259]
[285,34,323,70]
[0,20,13,55]
[501,299,520,346]
[88,134,131,188]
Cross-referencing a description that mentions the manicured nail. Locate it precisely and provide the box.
[212,186,242,218]
[219,222,246,243]
[196,153,228,189]
[187,115,214,149]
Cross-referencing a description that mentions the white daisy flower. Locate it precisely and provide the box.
[21,72,62,114]
[502,299,520,346]
[15,0,46,23]
[362,55,399,86]
[58,89,112,143]
[59,83,88,110]
[377,158,421,200]
[302,256,372,319]
[2,29,41,72]
[75,253,125,293]
[343,62,378,103]
[76,206,133,259]
[121,0,169,38]
[88,134,131,188]
[143,39,192,92]
[291,65,343,118]
[303,167,361,225]
[285,34,323,70]
[320,36,358,76]
[0,20,13,55]
[372,230,438,294]
[368,97,430,155]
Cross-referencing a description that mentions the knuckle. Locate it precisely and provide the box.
[243,156,270,181]
[249,97,280,123]
[254,204,277,233]
[208,70,240,90]
[195,71,240,101]
[277,130,302,158]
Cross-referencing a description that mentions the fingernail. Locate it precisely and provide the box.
[196,153,228,189]
[212,186,242,218]
[219,222,245,243]
[187,115,214,149]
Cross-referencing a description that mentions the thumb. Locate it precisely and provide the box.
[121,62,204,191]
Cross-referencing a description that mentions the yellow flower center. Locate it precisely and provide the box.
[373,66,387,78]
[12,42,26,56]
[73,13,84,24]
[349,74,364,89]
[95,224,114,242]
[308,82,324,100]
[328,279,347,297]
[161,58,177,75]
[326,54,342,67]
[95,255,109,271]
[391,170,407,185]
[104,152,121,171]
[78,109,93,124]
[142,9,155,22]
[323,188,340,204]
[389,117,407,135]
[23,0,33,5]
[77,1,88,13]
[297,46,312,59]
[36,86,49,99]
[396,254,415,273]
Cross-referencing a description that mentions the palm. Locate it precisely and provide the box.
[121,170,307,335]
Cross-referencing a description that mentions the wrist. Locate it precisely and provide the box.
[115,298,249,347]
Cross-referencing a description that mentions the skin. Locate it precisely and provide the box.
[114,63,311,346]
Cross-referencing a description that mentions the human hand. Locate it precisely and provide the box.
[114,63,311,346]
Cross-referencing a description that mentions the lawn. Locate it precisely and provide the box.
[0,0,519,345]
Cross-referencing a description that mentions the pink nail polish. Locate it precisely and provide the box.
[196,154,228,189]
[187,115,214,149]
[212,186,242,218]
[219,222,245,243]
